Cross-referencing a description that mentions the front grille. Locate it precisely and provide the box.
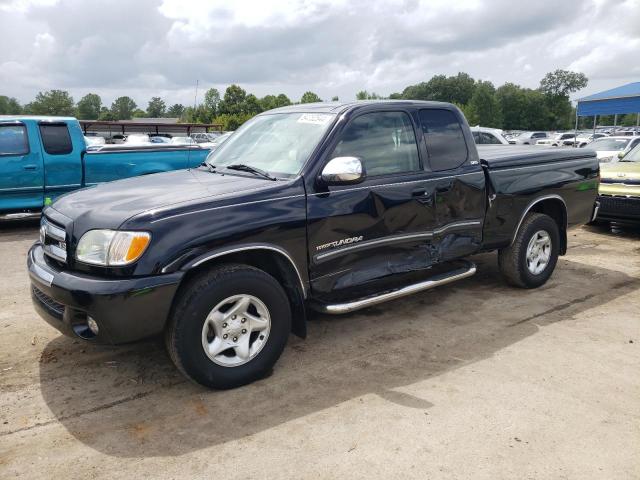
[598,195,640,218]
[41,217,68,263]
[31,285,65,319]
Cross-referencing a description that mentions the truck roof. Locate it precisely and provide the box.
[264,100,458,115]
[0,115,77,122]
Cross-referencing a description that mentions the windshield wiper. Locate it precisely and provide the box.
[200,162,218,173]
[225,164,277,181]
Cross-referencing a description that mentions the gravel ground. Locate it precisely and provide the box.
[0,221,638,479]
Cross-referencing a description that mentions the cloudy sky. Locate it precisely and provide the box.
[1,0,639,107]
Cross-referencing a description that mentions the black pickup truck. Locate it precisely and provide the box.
[28,101,599,388]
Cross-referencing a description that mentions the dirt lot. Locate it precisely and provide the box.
[0,222,638,479]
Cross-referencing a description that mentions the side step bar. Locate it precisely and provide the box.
[316,261,477,314]
[0,212,41,221]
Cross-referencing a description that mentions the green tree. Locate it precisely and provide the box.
[25,90,75,116]
[243,94,262,115]
[0,96,22,114]
[218,84,248,115]
[132,109,147,118]
[331,96,339,101]
[98,107,115,121]
[167,103,186,118]
[300,91,322,103]
[110,96,137,120]
[402,72,476,105]
[539,70,588,130]
[356,90,382,100]
[146,97,166,118]
[76,93,102,119]
[539,70,588,97]
[275,94,292,108]
[465,81,502,127]
[496,83,527,130]
[213,113,254,130]
[203,88,221,118]
[388,92,403,99]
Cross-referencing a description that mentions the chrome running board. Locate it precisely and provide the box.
[0,212,40,221]
[317,261,476,314]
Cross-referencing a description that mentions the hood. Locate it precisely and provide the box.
[600,161,640,182]
[52,168,277,230]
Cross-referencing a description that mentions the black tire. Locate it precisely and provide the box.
[165,264,291,389]
[498,213,560,289]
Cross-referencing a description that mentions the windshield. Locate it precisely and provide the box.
[621,144,640,162]
[589,138,630,151]
[205,112,336,177]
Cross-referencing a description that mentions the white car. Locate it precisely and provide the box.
[124,134,151,145]
[574,132,608,148]
[536,132,576,147]
[508,131,549,145]
[586,136,640,163]
[470,126,509,145]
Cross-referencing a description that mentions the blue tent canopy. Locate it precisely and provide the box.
[576,82,640,116]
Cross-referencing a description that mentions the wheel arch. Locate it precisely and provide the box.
[175,245,308,338]
[511,195,568,255]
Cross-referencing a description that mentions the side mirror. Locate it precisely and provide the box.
[618,151,625,159]
[320,156,365,185]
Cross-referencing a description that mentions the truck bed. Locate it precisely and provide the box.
[477,144,599,251]
[477,145,595,169]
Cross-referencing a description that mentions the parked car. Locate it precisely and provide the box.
[84,135,106,149]
[595,143,640,224]
[149,135,171,144]
[575,132,608,148]
[123,134,151,145]
[208,131,232,149]
[169,136,197,145]
[536,132,576,147]
[27,101,599,389]
[470,126,509,145]
[0,116,212,218]
[508,131,549,145]
[586,136,640,163]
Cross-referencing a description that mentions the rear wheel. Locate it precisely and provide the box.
[165,264,291,389]
[498,213,560,288]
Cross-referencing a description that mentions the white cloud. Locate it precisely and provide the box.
[0,0,638,106]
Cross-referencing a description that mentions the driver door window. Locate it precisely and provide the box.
[331,111,420,176]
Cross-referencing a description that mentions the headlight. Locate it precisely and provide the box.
[76,230,151,266]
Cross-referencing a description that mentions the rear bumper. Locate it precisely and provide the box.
[28,243,184,344]
[595,195,640,223]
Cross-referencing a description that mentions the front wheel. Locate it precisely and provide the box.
[165,264,291,389]
[498,213,560,288]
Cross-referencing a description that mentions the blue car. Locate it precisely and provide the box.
[0,116,212,219]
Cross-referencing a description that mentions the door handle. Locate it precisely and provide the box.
[23,165,38,171]
[411,188,427,197]
[436,181,453,193]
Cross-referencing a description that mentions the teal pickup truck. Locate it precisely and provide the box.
[0,116,212,219]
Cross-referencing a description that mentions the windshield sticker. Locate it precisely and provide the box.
[297,113,332,125]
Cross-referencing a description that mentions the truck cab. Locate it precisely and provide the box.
[0,116,212,219]
[0,117,85,216]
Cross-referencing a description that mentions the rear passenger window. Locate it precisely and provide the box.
[331,111,420,176]
[419,109,468,171]
[39,124,73,155]
[0,125,29,155]
[480,132,501,144]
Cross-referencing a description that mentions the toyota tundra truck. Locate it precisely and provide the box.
[27,101,599,389]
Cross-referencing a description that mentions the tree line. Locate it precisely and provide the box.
[1,70,635,131]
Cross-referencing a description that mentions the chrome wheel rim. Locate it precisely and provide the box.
[526,230,552,275]
[201,294,271,367]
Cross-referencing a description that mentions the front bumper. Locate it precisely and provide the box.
[28,243,184,344]
[595,195,640,223]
